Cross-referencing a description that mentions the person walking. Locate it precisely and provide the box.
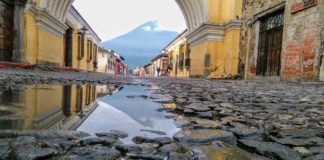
[157,67,161,77]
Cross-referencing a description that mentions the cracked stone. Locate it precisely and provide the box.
[239,139,301,160]
[174,129,236,145]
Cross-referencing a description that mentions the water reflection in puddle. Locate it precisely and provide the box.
[0,84,118,130]
[0,84,180,144]
[78,85,180,144]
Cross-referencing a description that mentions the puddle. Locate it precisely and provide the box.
[78,85,180,144]
[0,84,180,144]
[0,84,117,130]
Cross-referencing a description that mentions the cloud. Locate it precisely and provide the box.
[141,21,165,32]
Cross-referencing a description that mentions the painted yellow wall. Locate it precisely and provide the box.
[24,6,97,71]
[190,31,241,79]
[207,0,243,23]
[168,43,190,78]
[188,0,242,78]
[223,29,240,76]
[190,41,208,77]
[37,29,64,65]
[24,12,38,64]
[71,29,80,69]
[24,9,65,66]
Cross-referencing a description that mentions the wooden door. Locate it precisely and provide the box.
[0,0,13,61]
[257,11,284,76]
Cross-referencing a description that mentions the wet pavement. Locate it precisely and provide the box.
[0,68,323,160]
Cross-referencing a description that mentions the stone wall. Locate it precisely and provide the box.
[319,0,324,81]
[240,0,322,81]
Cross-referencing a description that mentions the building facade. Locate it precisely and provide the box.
[176,0,243,79]
[240,0,324,81]
[113,53,127,75]
[143,63,154,76]
[165,31,190,78]
[97,47,115,74]
[151,53,168,77]
[0,0,101,72]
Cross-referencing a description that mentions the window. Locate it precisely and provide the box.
[91,85,96,101]
[86,85,91,105]
[185,49,191,69]
[62,86,72,117]
[76,86,83,112]
[169,54,173,70]
[87,40,93,62]
[93,44,97,61]
[303,0,317,7]
[179,45,185,70]
[77,34,84,59]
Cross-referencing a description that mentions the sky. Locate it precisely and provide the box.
[73,0,186,41]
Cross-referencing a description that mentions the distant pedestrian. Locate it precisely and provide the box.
[157,67,161,77]
[93,61,98,72]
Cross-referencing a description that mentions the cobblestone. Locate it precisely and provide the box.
[0,69,324,159]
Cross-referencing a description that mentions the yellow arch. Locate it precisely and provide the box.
[37,0,208,32]
[37,0,75,22]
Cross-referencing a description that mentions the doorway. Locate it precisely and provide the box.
[257,11,284,76]
[64,27,73,67]
[0,0,14,61]
[62,86,72,117]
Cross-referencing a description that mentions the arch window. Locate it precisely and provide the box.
[185,48,191,69]
[179,45,185,70]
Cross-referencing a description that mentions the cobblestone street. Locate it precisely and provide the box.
[0,69,323,159]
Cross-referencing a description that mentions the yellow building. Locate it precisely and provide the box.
[0,0,101,72]
[176,0,243,78]
[2,0,242,78]
[164,30,190,78]
[0,84,97,130]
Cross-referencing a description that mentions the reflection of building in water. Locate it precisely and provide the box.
[96,85,122,98]
[0,84,97,130]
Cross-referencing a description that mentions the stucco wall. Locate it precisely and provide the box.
[240,0,322,81]
[37,29,64,66]
[319,0,324,81]
[190,41,208,78]
[206,0,243,23]
[23,3,98,71]
[24,12,38,65]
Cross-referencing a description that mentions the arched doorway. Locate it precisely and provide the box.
[0,0,14,61]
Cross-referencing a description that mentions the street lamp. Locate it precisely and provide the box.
[80,26,88,35]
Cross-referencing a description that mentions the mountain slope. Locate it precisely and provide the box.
[100,21,179,69]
